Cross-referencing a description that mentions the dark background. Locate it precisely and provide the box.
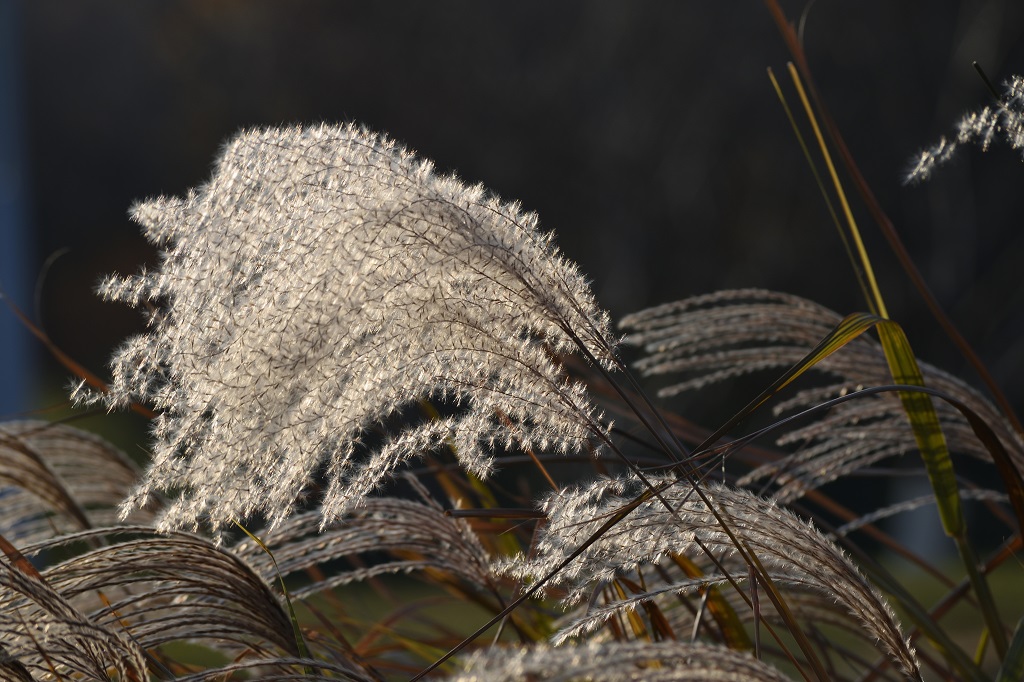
[6,1,1024,430]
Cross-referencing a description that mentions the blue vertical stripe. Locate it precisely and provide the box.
[0,0,32,417]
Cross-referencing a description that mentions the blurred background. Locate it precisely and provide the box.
[3,1,1024,450]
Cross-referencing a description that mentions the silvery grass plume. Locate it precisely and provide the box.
[905,74,1024,183]
[81,123,617,533]
[499,474,922,681]
[448,641,792,682]
[1,525,378,680]
[0,552,147,681]
[621,289,1024,505]
[0,420,153,544]
[233,474,495,601]
[11,526,299,654]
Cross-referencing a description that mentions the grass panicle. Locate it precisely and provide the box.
[76,123,616,535]
[905,75,1024,184]
[499,474,921,680]
[0,420,152,544]
[447,641,794,682]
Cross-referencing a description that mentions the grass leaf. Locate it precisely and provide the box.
[233,519,314,671]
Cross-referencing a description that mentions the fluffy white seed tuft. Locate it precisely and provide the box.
[89,123,616,533]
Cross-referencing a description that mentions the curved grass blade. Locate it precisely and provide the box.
[764,0,1023,438]
[688,311,880,459]
[679,301,1011,660]
[233,520,314,672]
[657,292,1016,667]
[667,312,906,681]
[874,320,1008,658]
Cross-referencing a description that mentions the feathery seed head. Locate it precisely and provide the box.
[905,74,1024,183]
[502,474,922,680]
[94,123,616,533]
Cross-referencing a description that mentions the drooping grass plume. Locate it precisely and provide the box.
[17,526,303,658]
[0,549,148,681]
[448,641,794,681]
[82,123,617,533]
[233,475,495,601]
[621,289,1024,502]
[500,474,922,680]
[0,420,152,544]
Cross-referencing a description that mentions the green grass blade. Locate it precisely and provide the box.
[773,71,1009,653]
[780,59,976,542]
[768,9,1024,437]
[784,54,1010,658]
[873,321,1008,658]
[874,321,962,537]
[692,307,1013,664]
[683,314,904,681]
[691,311,880,456]
[233,520,315,669]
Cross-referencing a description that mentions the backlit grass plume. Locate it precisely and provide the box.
[84,123,616,533]
[905,74,1024,183]
[449,641,794,682]
[500,474,922,681]
[621,289,1024,502]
